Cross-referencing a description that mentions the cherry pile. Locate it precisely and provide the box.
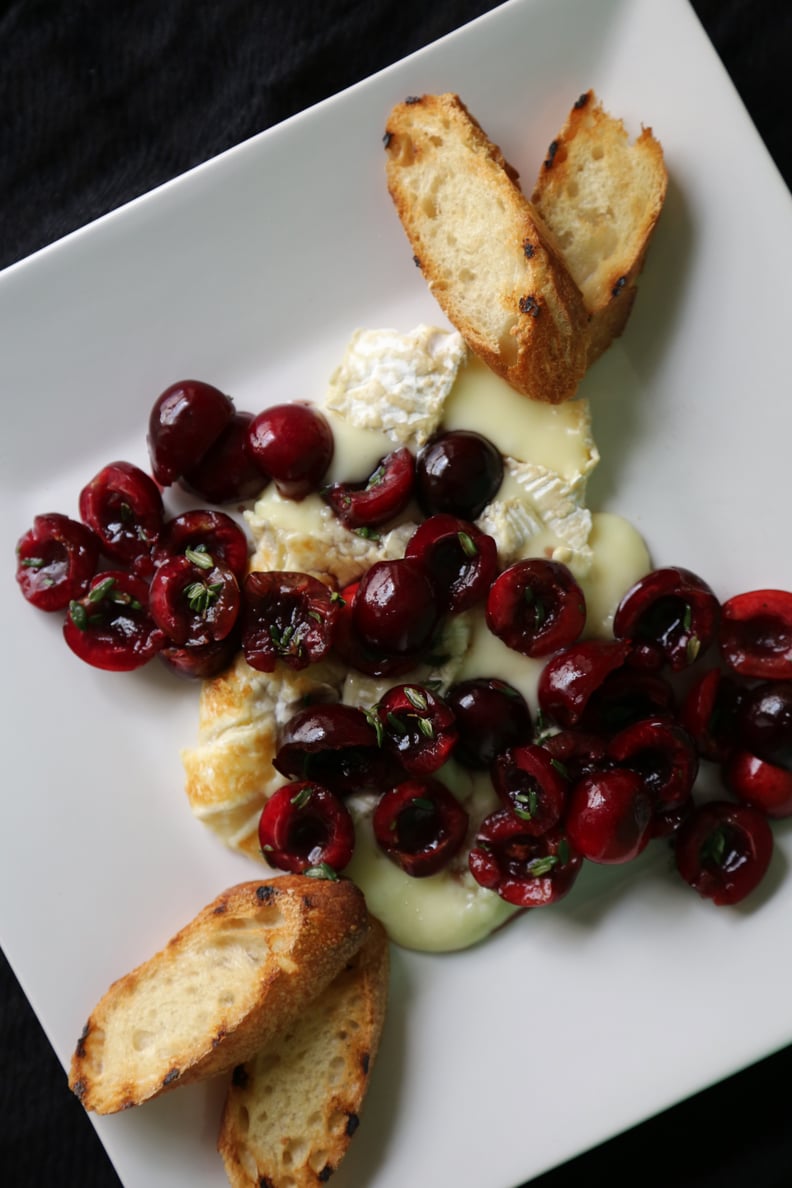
[15,375,792,914]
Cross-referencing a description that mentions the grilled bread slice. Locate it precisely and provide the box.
[68,877,369,1115]
[218,917,389,1188]
[384,93,590,404]
[531,90,667,364]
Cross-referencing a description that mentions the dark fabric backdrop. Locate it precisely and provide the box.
[1,1,790,1185]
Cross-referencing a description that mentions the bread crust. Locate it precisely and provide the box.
[218,918,389,1187]
[385,93,590,404]
[68,877,369,1114]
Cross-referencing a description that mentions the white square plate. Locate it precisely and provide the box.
[2,1,791,1185]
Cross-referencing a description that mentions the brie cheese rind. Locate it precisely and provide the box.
[181,326,601,949]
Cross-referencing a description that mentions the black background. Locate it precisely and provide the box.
[2,1,791,1185]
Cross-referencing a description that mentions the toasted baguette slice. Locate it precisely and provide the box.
[69,877,369,1115]
[218,917,389,1188]
[531,90,667,364]
[385,93,590,404]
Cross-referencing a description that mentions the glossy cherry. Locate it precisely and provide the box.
[486,559,586,657]
[375,684,458,775]
[537,639,632,729]
[63,570,165,671]
[79,461,164,573]
[468,812,582,907]
[258,781,355,873]
[565,768,654,864]
[608,717,698,813]
[182,411,264,504]
[148,554,240,647]
[540,729,610,785]
[737,681,792,770]
[415,430,503,519]
[578,668,676,733]
[157,633,239,680]
[724,751,792,819]
[153,509,249,583]
[331,578,419,678]
[16,513,100,612]
[680,667,746,763]
[445,678,532,769]
[372,777,468,877]
[273,703,395,796]
[352,558,439,657]
[242,571,339,671]
[674,801,773,905]
[404,515,498,614]
[491,744,568,836]
[323,447,415,529]
[246,402,333,499]
[613,566,720,671]
[147,379,234,486]
[719,589,792,679]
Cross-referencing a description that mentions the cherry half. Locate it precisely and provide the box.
[375,684,458,775]
[242,571,339,672]
[16,513,100,612]
[79,461,164,574]
[719,589,792,679]
[323,447,415,529]
[674,801,773,905]
[614,567,720,671]
[468,812,582,907]
[372,778,468,877]
[405,515,498,614]
[258,781,355,873]
[63,570,165,671]
[486,558,586,657]
[149,554,240,647]
[491,744,568,836]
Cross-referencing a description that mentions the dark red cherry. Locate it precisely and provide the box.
[491,744,568,836]
[537,639,632,729]
[404,515,498,614]
[273,703,396,796]
[63,570,165,671]
[415,430,503,519]
[242,571,339,672]
[246,403,333,499]
[258,781,355,873]
[157,633,239,680]
[608,717,698,813]
[680,667,746,763]
[445,678,532,769]
[613,567,720,671]
[148,554,240,647]
[153,509,249,583]
[565,768,653,864]
[724,751,792,819]
[375,684,457,775]
[323,448,414,529]
[16,513,100,612]
[540,729,610,784]
[79,461,164,573]
[737,681,792,770]
[372,777,468,877]
[331,580,420,679]
[147,379,234,486]
[352,558,440,657]
[486,559,586,657]
[181,411,264,504]
[578,668,676,733]
[468,812,581,907]
[674,800,773,904]
[719,590,792,679]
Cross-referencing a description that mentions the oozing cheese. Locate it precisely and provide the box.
[186,326,651,953]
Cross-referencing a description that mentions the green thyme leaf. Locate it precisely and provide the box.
[69,600,88,631]
[20,556,46,569]
[363,706,385,748]
[290,785,313,810]
[457,530,478,558]
[305,862,339,881]
[404,686,428,712]
[417,717,435,739]
[525,854,558,877]
[88,576,116,603]
[186,545,214,569]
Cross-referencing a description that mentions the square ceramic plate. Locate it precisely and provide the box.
[2,1,791,1185]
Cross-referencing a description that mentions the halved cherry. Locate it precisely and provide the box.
[565,768,653,864]
[79,461,164,574]
[613,567,720,671]
[158,633,239,680]
[352,558,440,657]
[372,777,468,877]
[608,717,698,813]
[737,681,792,770]
[147,378,234,486]
[724,750,792,819]
[445,678,532,769]
[246,402,333,499]
[374,684,457,775]
[153,509,249,584]
[415,430,503,519]
[323,447,415,529]
[148,553,240,647]
[578,668,676,733]
[331,580,418,678]
[680,667,746,763]
[491,744,568,836]
[719,589,792,679]
[537,639,632,729]
[468,811,582,907]
[674,800,773,905]
[16,513,100,612]
[539,730,610,785]
[274,703,396,796]
[486,559,586,657]
[181,411,264,504]
[258,781,355,873]
[404,515,498,614]
[242,571,339,672]
[63,570,165,671]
